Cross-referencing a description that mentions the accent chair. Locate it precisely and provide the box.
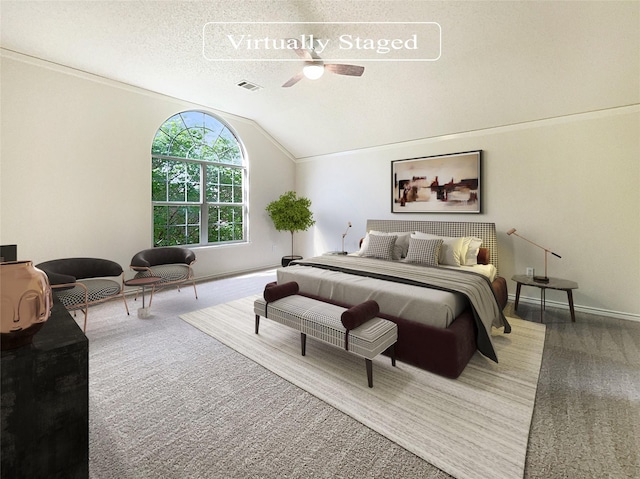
[36,257,129,332]
[129,247,197,307]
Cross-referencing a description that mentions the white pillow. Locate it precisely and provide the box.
[357,231,409,260]
[412,232,465,266]
[464,237,483,266]
[361,234,397,260]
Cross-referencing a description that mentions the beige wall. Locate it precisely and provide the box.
[0,52,295,279]
[295,107,640,320]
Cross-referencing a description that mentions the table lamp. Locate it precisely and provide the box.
[507,228,561,283]
[341,222,352,254]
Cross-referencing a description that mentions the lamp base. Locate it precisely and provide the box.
[534,276,550,283]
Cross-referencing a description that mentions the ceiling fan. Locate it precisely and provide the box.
[282,41,364,87]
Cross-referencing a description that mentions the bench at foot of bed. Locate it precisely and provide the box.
[254,283,397,388]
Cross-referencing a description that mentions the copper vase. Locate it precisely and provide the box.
[1,260,53,350]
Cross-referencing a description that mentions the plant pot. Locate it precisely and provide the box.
[281,255,303,267]
[1,260,53,350]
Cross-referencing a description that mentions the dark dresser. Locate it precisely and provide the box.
[1,300,89,478]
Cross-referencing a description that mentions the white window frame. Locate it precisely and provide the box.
[151,111,247,247]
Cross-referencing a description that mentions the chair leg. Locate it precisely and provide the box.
[82,307,88,333]
[133,289,140,302]
[134,278,196,304]
[121,293,130,316]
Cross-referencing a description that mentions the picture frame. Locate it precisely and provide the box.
[391,150,482,213]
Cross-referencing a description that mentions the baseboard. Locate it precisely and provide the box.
[194,265,279,283]
[121,266,278,299]
[508,294,640,323]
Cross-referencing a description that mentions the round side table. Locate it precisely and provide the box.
[512,275,578,323]
[124,276,162,318]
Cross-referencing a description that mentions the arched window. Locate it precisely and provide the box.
[151,111,247,247]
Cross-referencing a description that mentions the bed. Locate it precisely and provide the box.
[275,219,511,379]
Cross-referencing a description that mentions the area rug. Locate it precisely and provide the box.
[180,296,546,479]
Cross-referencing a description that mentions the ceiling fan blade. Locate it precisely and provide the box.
[325,64,365,77]
[282,71,304,87]
[293,47,312,60]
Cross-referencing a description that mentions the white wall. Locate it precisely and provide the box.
[0,52,295,279]
[3,51,638,320]
[295,107,640,320]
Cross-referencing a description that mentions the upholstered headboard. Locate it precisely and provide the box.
[365,219,500,273]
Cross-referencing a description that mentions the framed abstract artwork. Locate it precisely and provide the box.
[391,150,481,213]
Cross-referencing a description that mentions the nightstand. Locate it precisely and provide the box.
[512,275,578,323]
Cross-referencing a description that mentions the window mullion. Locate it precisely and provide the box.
[200,163,208,244]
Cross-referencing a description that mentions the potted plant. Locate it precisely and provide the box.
[266,191,316,266]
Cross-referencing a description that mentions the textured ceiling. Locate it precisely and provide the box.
[1,1,638,159]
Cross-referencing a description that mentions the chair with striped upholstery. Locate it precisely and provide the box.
[129,247,197,307]
[36,257,129,332]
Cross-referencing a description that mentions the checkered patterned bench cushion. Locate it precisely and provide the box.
[55,278,122,309]
[254,295,397,360]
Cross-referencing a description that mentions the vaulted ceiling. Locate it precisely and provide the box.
[1,1,638,159]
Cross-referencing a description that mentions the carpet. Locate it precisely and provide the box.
[181,295,546,479]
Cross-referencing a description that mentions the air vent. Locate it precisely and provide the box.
[236,80,262,92]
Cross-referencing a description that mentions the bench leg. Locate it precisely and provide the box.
[366,359,373,388]
[255,314,260,334]
[301,332,307,356]
[389,344,396,367]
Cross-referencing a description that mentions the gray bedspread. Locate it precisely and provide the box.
[280,255,510,362]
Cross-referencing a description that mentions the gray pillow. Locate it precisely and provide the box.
[404,238,443,266]
[362,234,397,260]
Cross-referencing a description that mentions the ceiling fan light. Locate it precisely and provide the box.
[303,63,324,80]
